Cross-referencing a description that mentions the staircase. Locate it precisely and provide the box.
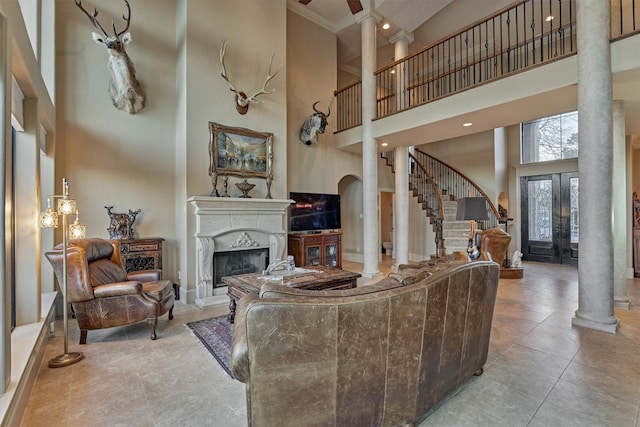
[441,200,474,254]
[382,149,501,257]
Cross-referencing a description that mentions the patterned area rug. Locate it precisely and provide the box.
[186,316,234,378]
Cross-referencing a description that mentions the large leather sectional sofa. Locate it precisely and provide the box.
[230,260,500,427]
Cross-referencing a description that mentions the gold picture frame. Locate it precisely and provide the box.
[208,122,274,198]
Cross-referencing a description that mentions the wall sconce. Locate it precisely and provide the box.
[40,178,85,368]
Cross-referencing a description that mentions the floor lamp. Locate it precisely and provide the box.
[40,178,85,368]
[456,197,489,258]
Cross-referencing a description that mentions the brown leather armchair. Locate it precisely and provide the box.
[45,238,175,344]
[477,227,511,266]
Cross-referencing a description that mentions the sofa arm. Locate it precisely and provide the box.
[93,281,143,298]
[127,269,162,282]
[230,293,258,383]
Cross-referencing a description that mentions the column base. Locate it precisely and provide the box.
[572,315,619,334]
[614,296,631,310]
[360,270,383,279]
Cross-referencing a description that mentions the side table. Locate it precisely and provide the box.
[119,237,179,299]
[119,237,164,272]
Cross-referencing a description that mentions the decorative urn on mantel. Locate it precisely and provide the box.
[187,196,294,308]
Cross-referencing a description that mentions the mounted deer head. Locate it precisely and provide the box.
[75,0,145,114]
[219,40,281,115]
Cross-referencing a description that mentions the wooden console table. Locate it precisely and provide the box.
[223,265,360,323]
[288,232,342,268]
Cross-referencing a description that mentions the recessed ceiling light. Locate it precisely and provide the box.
[463,122,473,127]
[382,23,390,30]
[545,15,554,22]
[381,142,389,147]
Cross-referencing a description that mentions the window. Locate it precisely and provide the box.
[521,111,578,163]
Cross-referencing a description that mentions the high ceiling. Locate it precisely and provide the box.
[287,0,515,73]
[287,0,640,144]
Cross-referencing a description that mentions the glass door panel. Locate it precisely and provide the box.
[522,175,558,263]
[306,246,321,265]
[561,173,579,265]
[325,244,338,267]
[521,172,578,265]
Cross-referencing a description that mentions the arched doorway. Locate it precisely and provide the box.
[338,175,363,263]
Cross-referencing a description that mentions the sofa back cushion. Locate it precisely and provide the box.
[68,238,115,262]
[89,259,127,287]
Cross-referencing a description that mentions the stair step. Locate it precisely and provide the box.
[443,237,469,246]
[443,231,469,240]
[442,221,471,230]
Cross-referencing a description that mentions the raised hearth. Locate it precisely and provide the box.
[188,197,293,308]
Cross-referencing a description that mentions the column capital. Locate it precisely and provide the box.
[389,30,414,45]
[356,11,383,25]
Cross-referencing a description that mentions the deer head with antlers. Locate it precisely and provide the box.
[75,0,145,114]
[219,40,281,115]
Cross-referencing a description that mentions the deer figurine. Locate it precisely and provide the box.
[219,40,280,115]
[75,0,145,114]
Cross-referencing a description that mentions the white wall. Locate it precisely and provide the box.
[286,10,362,194]
[56,0,178,282]
[417,130,496,198]
[180,0,287,302]
[287,10,366,262]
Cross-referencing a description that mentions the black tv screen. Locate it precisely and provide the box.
[290,192,341,232]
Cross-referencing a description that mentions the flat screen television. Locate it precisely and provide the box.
[289,192,341,233]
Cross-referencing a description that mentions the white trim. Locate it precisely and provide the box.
[0,292,56,426]
[10,76,24,131]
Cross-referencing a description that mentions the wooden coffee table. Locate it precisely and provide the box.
[223,265,361,323]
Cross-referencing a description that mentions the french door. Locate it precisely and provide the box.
[520,173,579,265]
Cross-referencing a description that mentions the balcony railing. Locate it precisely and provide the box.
[334,0,639,132]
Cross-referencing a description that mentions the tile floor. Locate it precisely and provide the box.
[20,258,640,427]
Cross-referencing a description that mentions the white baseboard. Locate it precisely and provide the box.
[342,252,364,263]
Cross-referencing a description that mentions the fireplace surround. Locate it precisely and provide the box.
[188,197,293,308]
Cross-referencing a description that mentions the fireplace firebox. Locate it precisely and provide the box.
[213,248,269,288]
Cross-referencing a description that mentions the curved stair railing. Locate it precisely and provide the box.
[382,149,505,256]
[412,149,503,231]
[408,152,446,257]
[381,150,447,256]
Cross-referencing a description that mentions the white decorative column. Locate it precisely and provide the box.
[612,100,630,309]
[359,12,382,278]
[572,0,618,333]
[394,149,409,266]
[390,30,412,267]
[389,30,413,111]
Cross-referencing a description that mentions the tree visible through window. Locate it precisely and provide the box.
[521,111,578,163]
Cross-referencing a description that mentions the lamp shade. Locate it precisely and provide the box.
[58,198,77,215]
[456,197,489,221]
[40,208,59,228]
[69,219,86,239]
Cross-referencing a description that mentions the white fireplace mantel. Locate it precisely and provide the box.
[188,196,293,308]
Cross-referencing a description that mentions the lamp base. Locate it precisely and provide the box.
[48,351,84,368]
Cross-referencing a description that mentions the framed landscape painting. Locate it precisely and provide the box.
[209,122,273,179]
